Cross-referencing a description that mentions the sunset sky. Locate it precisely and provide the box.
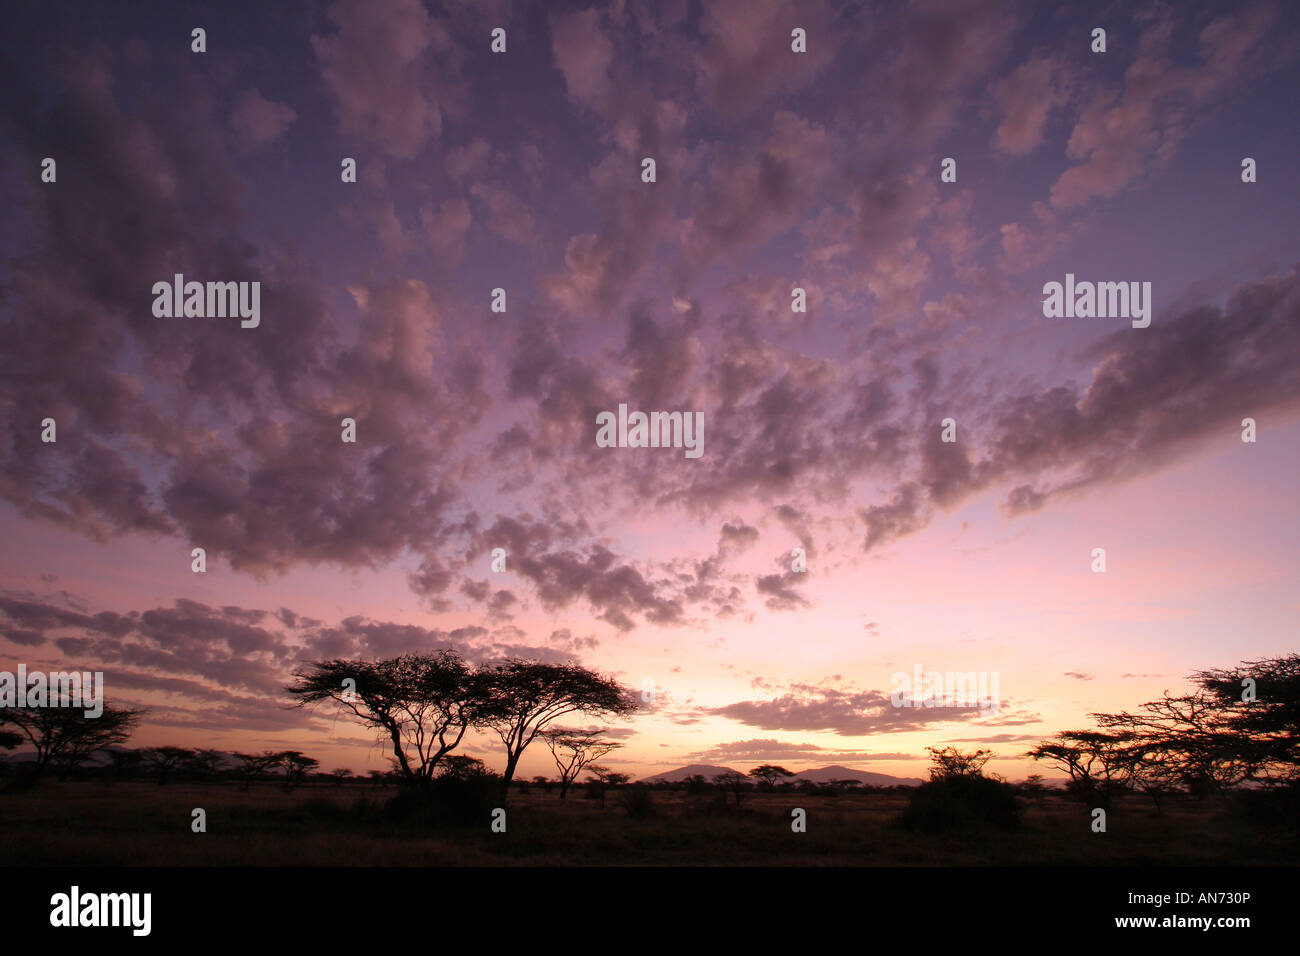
[1,0,1297,783]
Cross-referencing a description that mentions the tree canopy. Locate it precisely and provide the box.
[477,659,638,795]
[287,651,637,797]
[0,702,143,780]
[286,650,481,791]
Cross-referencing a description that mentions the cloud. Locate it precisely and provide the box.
[1049,4,1280,209]
[420,198,473,266]
[942,733,1041,744]
[755,571,809,612]
[694,0,843,117]
[855,265,1300,549]
[993,55,1070,155]
[312,0,463,157]
[708,682,987,736]
[464,515,693,631]
[681,111,834,271]
[228,89,296,147]
[469,184,537,247]
[550,7,615,109]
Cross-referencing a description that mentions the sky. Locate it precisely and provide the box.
[0,0,1297,784]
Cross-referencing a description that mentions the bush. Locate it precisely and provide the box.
[619,785,657,819]
[898,775,1023,834]
[383,772,500,828]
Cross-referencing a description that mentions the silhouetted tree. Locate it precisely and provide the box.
[927,746,993,780]
[681,775,712,796]
[1192,654,1300,786]
[1029,655,1300,811]
[748,764,795,789]
[437,755,491,780]
[106,747,143,783]
[684,773,710,795]
[477,659,637,798]
[714,771,748,806]
[1,704,142,782]
[287,651,480,792]
[1027,731,1131,810]
[277,751,319,791]
[584,766,629,806]
[899,744,1022,832]
[330,768,354,787]
[0,730,20,783]
[186,748,227,779]
[1095,691,1255,800]
[543,728,622,798]
[142,746,195,785]
[1019,773,1047,807]
[232,751,281,790]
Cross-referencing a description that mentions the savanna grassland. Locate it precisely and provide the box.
[4,781,1296,866]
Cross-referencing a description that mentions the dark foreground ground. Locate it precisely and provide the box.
[3,781,1297,865]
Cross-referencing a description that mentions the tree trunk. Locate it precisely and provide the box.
[500,751,521,801]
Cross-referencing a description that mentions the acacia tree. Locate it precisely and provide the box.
[748,765,795,789]
[1094,691,1258,798]
[0,730,20,781]
[330,768,354,787]
[1020,773,1047,806]
[1027,731,1133,810]
[1193,654,1300,786]
[105,748,143,783]
[584,766,629,806]
[438,755,492,780]
[0,703,142,782]
[927,746,993,780]
[286,651,480,792]
[142,746,196,785]
[714,770,749,806]
[232,750,282,790]
[186,748,228,780]
[278,751,319,791]
[476,659,638,798]
[1030,655,1300,811]
[542,728,622,798]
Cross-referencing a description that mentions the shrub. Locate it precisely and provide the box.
[619,785,657,819]
[383,771,500,828]
[898,774,1022,833]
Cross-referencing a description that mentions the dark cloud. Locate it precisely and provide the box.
[708,682,987,736]
[0,2,1295,646]
[755,570,809,612]
[856,266,1300,549]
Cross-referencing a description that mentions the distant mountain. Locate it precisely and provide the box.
[793,765,923,787]
[639,763,923,786]
[640,764,744,783]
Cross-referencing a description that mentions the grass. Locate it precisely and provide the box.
[2,781,1296,866]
